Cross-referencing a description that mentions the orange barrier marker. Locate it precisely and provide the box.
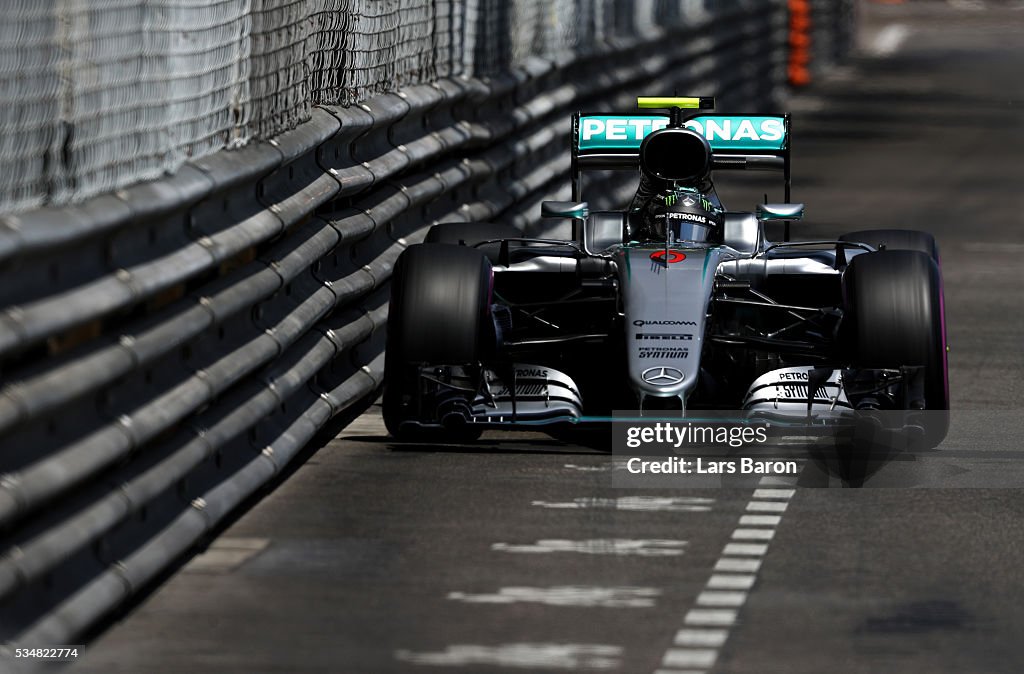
[788,0,812,86]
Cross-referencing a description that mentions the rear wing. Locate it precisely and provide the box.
[570,112,792,201]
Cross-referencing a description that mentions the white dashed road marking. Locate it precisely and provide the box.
[746,500,788,512]
[695,591,748,608]
[656,472,800,673]
[739,514,781,526]
[673,629,729,647]
[731,528,775,541]
[706,574,756,590]
[684,609,737,626]
[661,648,718,668]
[722,543,768,556]
[752,489,795,499]
[714,557,761,573]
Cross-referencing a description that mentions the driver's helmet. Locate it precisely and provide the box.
[642,187,724,243]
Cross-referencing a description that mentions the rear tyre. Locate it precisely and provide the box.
[842,249,949,449]
[383,243,492,442]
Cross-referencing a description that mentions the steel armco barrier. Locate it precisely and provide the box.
[0,4,850,654]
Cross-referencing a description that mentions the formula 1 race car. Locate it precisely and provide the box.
[383,96,949,449]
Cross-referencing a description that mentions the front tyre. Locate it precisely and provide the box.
[842,249,949,448]
[383,243,493,442]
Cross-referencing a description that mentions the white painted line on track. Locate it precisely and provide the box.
[739,514,781,526]
[706,574,756,590]
[395,643,622,669]
[758,472,801,488]
[531,496,713,512]
[731,528,775,541]
[491,539,687,556]
[661,648,718,668]
[684,609,738,626]
[696,591,748,608]
[722,542,769,556]
[752,488,795,499]
[757,475,798,487]
[673,629,729,647]
[653,669,706,674]
[714,557,762,573]
[746,500,788,512]
[563,463,611,472]
[656,476,799,674]
[447,586,661,608]
[870,23,909,56]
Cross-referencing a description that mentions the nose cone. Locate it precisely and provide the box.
[618,246,719,402]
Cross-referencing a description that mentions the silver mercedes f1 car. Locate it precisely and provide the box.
[383,96,949,448]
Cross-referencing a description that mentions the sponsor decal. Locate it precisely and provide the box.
[661,194,712,213]
[649,250,686,264]
[515,368,548,378]
[641,366,685,386]
[578,115,787,151]
[665,194,713,212]
[579,117,671,149]
[777,371,809,381]
[775,385,832,400]
[664,212,708,224]
[639,347,689,359]
[633,319,697,327]
[495,384,547,397]
[635,333,693,341]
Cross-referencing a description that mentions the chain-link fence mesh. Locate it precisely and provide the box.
[0,0,850,215]
[1,0,252,214]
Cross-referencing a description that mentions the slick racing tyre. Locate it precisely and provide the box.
[425,222,522,264]
[383,243,493,442]
[842,249,949,448]
[839,228,939,261]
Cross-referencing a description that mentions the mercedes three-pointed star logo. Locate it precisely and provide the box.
[641,366,685,386]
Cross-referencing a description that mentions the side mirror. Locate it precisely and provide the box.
[541,201,589,219]
[757,203,804,220]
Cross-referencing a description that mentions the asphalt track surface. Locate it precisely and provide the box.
[67,4,1024,674]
